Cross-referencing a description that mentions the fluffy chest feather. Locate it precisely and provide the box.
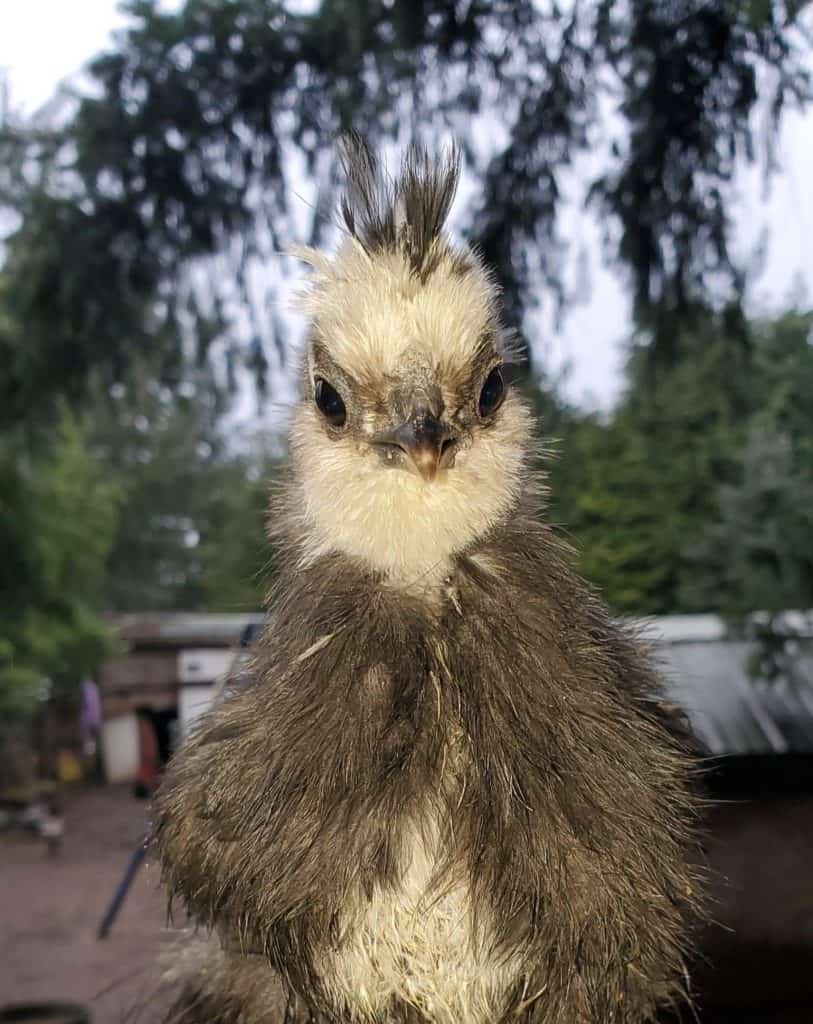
[315,811,524,1024]
[314,721,526,1024]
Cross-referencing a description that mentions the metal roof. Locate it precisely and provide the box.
[638,614,813,757]
[105,612,266,648]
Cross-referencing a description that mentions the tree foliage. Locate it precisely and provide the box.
[548,309,813,615]
[1,0,810,423]
[0,413,120,717]
[86,371,278,612]
[0,377,276,718]
[680,311,813,617]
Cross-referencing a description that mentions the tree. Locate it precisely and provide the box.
[548,312,750,613]
[542,308,813,618]
[199,454,278,611]
[2,2,812,645]
[85,371,278,612]
[1,0,810,424]
[682,310,813,618]
[0,412,120,718]
[695,426,813,613]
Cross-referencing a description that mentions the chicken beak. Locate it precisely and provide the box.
[375,411,456,481]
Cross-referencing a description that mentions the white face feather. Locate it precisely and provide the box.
[289,239,533,588]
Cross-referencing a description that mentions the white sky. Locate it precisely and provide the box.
[1,0,812,409]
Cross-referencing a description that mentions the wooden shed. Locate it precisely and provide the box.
[97,612,264,784]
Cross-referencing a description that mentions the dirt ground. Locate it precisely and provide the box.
[0,785,175,1024]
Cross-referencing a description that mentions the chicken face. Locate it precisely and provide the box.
[290,237,533,583]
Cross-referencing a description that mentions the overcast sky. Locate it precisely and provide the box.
[2,0,812,409]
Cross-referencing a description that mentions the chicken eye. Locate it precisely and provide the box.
[478,366,505,418]
[314,377,347,427]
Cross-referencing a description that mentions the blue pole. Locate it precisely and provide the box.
[97,839,148,939]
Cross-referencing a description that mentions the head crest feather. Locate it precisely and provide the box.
[338,134,461,278]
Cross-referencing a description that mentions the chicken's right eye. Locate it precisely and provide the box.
[314,377,347,427]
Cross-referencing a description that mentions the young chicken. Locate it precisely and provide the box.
[155,137,700,1024]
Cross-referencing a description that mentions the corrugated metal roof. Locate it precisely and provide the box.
[639,615,813,757]
[106,612,266,647]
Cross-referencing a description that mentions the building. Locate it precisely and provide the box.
[97,612,264,785]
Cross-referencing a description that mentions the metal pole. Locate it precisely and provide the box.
[96,839,148,940]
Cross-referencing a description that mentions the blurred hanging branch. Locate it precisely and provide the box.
[0,0,811,425]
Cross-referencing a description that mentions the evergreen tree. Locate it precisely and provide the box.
[0,412,120,718]
[86,371,278,612]
[550,314,751,612]
[682,311,813,617]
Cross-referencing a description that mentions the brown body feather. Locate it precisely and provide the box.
[155,503,700,1024]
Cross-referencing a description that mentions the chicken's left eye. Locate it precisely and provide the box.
[314,377,347,427]
[478,366,505,418]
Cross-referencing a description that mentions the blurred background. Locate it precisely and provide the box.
[1,1,813,1022]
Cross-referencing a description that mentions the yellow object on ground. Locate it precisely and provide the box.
[57,750,83,783]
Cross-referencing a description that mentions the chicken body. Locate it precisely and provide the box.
[155,140,700,1024]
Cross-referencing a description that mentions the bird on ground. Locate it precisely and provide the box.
[154,137,701,1024]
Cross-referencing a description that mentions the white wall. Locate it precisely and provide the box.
[100,713,140,783]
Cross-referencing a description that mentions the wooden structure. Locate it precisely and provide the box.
[97,613,263,783]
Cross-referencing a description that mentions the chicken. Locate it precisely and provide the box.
[155,137,701,1024]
